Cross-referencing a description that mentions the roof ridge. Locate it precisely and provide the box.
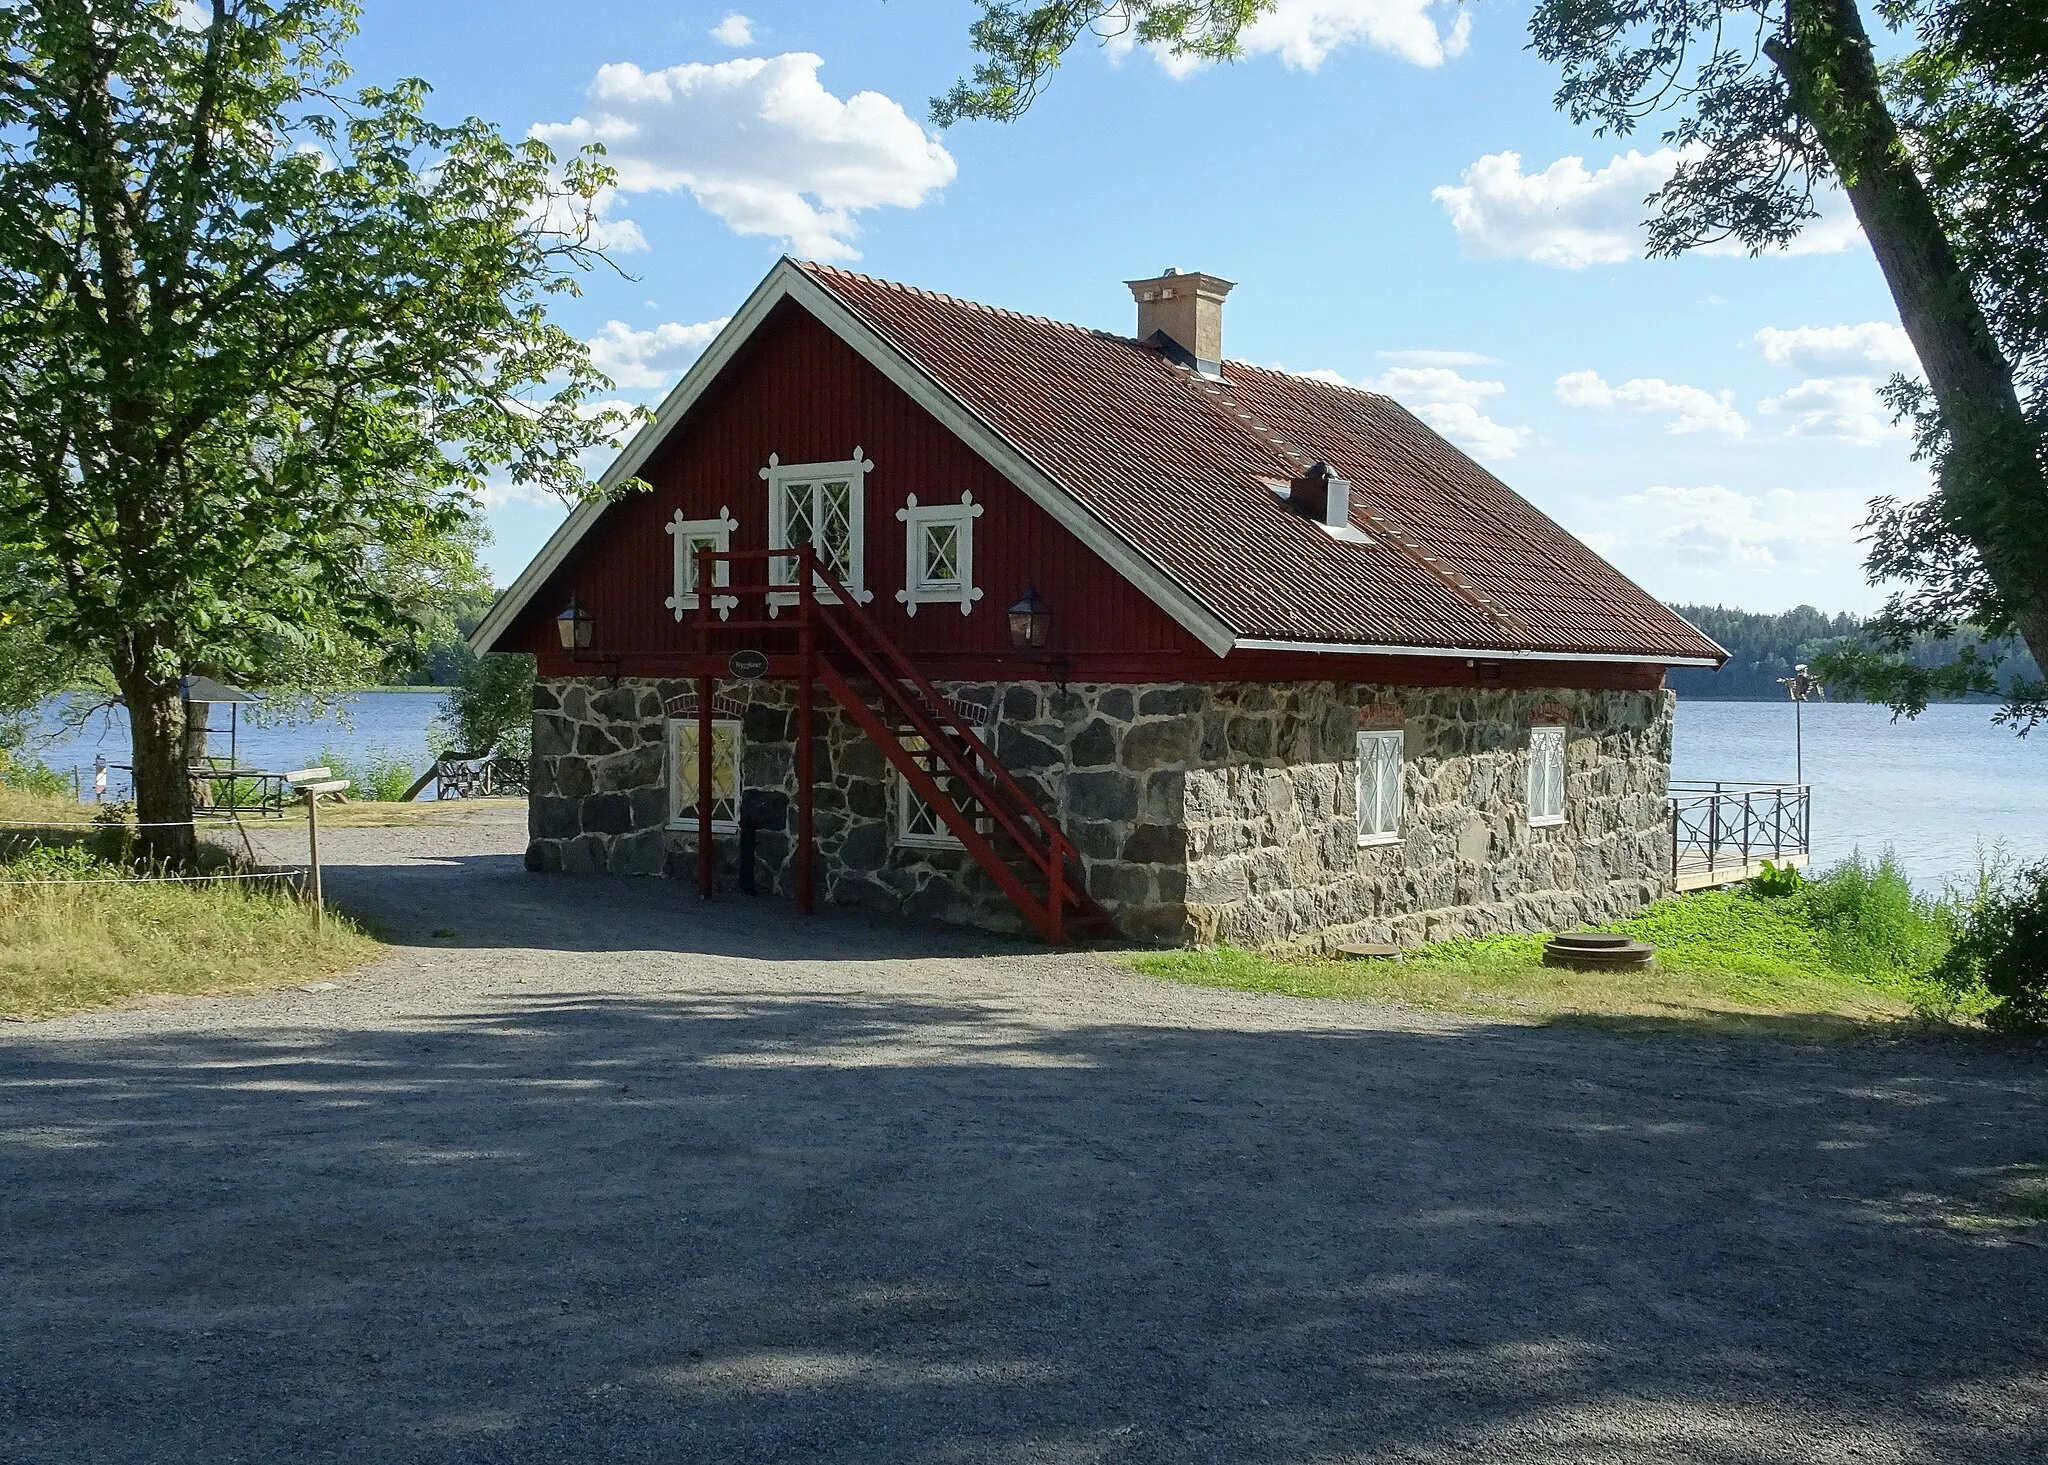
[797,258,1117,340]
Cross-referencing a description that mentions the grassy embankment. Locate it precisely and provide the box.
[1136,855,1986,1039]
[0,784,378,1020]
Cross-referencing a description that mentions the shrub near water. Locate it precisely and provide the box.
[1793,852,1952,977]
[1936,860,2048,1034]
[314,746,419,802]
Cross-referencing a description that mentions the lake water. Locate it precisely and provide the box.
[24,692,2047,889]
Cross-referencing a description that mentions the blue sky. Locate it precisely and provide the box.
[351,0,1926,615]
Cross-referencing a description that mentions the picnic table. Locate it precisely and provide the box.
[186,764,290,818]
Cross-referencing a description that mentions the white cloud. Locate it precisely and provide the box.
[1555,369,1747,436]
[533,53,956,261]
[710,13,754,46]
[1754,322,1917,373]
[1109,0,1470,74]
[1602,484,1867,576]
[1378,348,1499,368]
[1433,148,1862,269]
[585,317,730,391]
[1757,377,1908,442]
[1302,363,1532,460]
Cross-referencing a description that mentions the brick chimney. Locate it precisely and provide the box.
[1125,268,1234,377]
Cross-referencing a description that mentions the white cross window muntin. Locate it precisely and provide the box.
[1356,729,1404,846]
[895,492,985,616]
[896,731,962,849]
[668,718,741,833]
[664,507,738,621]
[760,451,873,610]
[1528,724,1567,827]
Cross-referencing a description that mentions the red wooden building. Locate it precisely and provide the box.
[473,259,1724,948]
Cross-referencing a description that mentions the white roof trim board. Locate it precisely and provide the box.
[470,258,1238,657]
[1228,639,1721,668]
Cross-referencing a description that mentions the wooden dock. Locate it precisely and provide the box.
[1672,850,1808,892]
[1668,782,1810,891]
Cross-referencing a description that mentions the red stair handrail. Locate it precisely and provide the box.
[693,545,1091,941]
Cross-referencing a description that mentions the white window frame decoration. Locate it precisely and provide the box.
[1528,723,1567,828]
[667,718,741,834]
[759,450,874,613]
[894,692,997,851]
[1355,729,1404,847]
[895,492,985,617]
[664,507,739,621]
[895,730,962,849]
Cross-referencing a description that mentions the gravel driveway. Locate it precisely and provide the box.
[3,807,2044,1463]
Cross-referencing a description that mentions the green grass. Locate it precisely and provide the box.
[1135,855,1985,1039]
[0,786,379,1019]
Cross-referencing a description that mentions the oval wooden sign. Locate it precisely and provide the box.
[728,648,769,681]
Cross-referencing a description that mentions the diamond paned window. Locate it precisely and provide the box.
[896,492,984,616]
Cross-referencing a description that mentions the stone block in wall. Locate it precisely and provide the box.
[596,742,663,793]
[583,792,633,836]
[609,829,666,876]
[562,834,607,875]
[629,786,668,831]
[576,723,621,757]
[532,795,580,841]
[1068,770,1139,822]
[533,714,572,758]
[1120,716,1198,771]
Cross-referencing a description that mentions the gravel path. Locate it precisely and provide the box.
[3,807,2045,1463]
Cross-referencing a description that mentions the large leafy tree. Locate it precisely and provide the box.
[0,0,634,862]
[938,1,2048,729]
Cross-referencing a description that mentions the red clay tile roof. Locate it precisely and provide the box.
[801,261,1723,663]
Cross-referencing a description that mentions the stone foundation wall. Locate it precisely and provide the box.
[1175,685,1675,949]
[525,675,1674,949]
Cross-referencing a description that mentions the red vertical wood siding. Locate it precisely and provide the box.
[504,301,1205,665]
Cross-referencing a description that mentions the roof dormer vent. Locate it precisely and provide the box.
[1291,461,1350,529]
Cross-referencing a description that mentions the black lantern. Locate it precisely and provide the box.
[556,596,595,651]
[1006,586,1051,650]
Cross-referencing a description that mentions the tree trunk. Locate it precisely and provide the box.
[117,661,197,869]
[1773,0,2048,673]
[184,701,211,766]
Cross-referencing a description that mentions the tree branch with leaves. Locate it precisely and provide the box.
[0,0,641,862]
[939,0,2048,732]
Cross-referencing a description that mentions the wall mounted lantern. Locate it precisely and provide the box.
[556,596,595,651]
[1006,586,1051,650]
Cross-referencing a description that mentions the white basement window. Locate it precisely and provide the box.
[896,731,963,849]
[668,718,740,833]
[664,507,738,621]
[1528,724,1566,827]
[760,450,873,611]
[1356,729,1404,846]
[895,492,985,616]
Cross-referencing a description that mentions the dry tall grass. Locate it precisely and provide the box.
[0,786,378,1019]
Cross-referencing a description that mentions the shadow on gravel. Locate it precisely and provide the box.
[321,851,1060,962]
[4,990,2045,1464]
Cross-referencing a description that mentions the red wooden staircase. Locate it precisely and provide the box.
[690,546,1110,943]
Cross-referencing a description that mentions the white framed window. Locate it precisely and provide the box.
[896,732,963,849]
[668,718,740,833]
[759,450,873,611]
[895,492,985,616]
[1528,724,1566,827]
[1356,730,1404,846]
[664,507,738,621]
